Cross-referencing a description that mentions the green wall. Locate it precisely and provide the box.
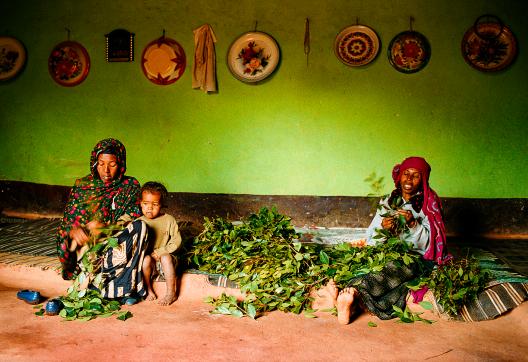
[1,0,527,198]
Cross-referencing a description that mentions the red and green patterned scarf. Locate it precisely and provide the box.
[56,138,141,279]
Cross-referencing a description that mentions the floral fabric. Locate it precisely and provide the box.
[56,138,141,280]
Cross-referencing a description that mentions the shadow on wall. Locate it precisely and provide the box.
[444,201,487,238]
[443,198,528,237]
[1,181,527,238]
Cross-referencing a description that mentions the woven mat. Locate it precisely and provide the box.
[0,251,61,270]
[0,218,59,257]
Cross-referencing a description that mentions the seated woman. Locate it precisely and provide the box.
[320,156,451,324]
[366,156,450,262]
[56,138,148,303]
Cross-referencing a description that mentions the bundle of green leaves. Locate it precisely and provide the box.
[188,207,423,319]
[408,256,491,316]
[56,282,132,321]
[190,207,326,318]
[190,207,493,321]
[35,225,133,321]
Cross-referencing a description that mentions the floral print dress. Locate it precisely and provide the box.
[56,138,142,280]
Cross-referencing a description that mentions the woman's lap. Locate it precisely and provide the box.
[349,261,421,320]
[99,220,148,299]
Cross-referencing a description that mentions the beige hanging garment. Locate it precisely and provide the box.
[192,24,217,93]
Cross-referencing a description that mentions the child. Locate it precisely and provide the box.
[139,181,182,306]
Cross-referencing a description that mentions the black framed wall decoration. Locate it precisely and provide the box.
[105,29,134,62]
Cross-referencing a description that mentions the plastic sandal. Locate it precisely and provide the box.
[17,290,41,305]
[123,297,138,305]
[45,299,64,315]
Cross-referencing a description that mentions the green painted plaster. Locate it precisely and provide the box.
[1,0,527,197]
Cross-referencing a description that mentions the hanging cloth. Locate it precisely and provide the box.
[192,24,217,93]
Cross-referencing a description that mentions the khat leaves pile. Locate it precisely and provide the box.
[408,255,490,316]
[188,207,424,319]
[189,207,326,318]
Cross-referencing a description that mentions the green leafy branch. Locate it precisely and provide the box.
[408,255,491,316]
[365,172,385,213]
[392,302,435,324]
[36,224,134,321]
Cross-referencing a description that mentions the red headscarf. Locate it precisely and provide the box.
[392,157,451,265]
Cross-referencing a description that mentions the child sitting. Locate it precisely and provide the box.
[139,181,182,306]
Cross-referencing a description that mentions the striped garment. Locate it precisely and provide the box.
[457,282,528,322]
[100,220,148,299]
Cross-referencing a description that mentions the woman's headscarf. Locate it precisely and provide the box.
[56,138,141,279]
[90,138,127,182]
[392,156,451,265]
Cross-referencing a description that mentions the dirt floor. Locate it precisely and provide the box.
[1,265,527,361]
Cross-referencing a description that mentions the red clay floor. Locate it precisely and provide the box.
[1,263,527,361]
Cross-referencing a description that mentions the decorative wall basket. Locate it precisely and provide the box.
[227,31,280,84]
[334,24,380,67]
[461,15,517,72]
[48,41,90,87]
[0,36,27,82]
[141,36,186,85]
[388,31,431,73]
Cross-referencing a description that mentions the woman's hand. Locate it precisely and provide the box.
[86,220,105,237]
[151,251,161,261]
[69,227,90,247]
[69,220,105,248]
[381,217,395,230]
[396,210,416,228]
[381,210,416,230]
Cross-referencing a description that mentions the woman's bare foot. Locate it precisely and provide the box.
[326,279,339,304]
[337,287,357,325]
[157,293,176,306]
[312,279,340,311]
[145,290,157,301]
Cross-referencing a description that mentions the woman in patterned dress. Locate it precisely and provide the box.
[56,138,148,301]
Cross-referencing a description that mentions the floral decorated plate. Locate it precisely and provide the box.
[334,25,380,67]
[0,36,27,82]
[388,31,431,73]
[141,36,186,85]
[48,41,90,86]
[227,31,280,83]
[461,22,517,72]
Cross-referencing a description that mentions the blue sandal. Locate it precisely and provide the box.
[121,296,138,305]
[45,299,64,315]
[17,290,41,305]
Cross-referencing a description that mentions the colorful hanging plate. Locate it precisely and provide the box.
[388,31,431,73]
[227,31,280,83]
[461,22,517,72]
[334,25,380,67]
[0,36,27,82]
[141,36,186,85]
[48,41,90,87]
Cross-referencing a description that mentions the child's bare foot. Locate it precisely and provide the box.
[145,290,157,301]
[337,287,357,325]
[157,293,176,306]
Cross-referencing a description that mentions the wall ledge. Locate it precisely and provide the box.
[1,180,527,237]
